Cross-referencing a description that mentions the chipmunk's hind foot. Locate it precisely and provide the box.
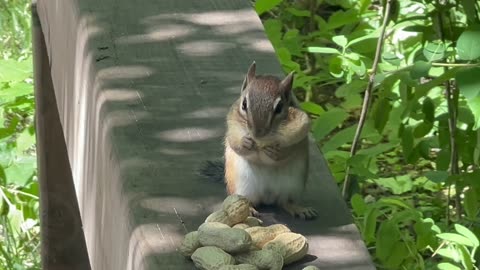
[281,202,317,220]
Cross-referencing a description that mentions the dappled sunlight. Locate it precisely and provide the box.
[116,24,194,45]
[156,127,222,142]
[177,40,236,57]
[157,147,197,156]
[139,196,221,217]
[181,106,228,119]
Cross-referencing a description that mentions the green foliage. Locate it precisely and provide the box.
[257,0,480,268]
[0,0,32,60]
[0,0,38,268]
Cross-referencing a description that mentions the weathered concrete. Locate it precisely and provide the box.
[34,0,375,269]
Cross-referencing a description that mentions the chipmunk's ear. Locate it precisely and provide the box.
[241,61,256,92]
[279,71,294,99]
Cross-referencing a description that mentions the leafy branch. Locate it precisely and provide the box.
[342,0,395,199]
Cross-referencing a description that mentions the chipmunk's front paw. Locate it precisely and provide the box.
[263,143,281,160]
[241,136,256,151]
[281,202,317,220]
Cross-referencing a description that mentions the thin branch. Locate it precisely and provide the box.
[342,0,394,199]
[446,80,461,220]
[432,62,480,67]
[435,0,460,224]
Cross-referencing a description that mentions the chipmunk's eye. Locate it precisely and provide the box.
[274,101,283,114]
[242,98,247,111]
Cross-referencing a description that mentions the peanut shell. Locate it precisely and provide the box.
[206,210,234,226]
[245,224,290,248]
[235,249,283,270]
[198,222,252,253]
[191,246,235,270]
[219,264,259,270]
[263,232,308,264]
[222,195,250,225]
[302,266,320,270]
[179,231,201,257]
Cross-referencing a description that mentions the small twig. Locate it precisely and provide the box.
[342,0,394,199]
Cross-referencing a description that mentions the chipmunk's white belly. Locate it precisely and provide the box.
[234,155,307,205]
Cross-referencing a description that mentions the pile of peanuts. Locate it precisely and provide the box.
[179,195,320,270]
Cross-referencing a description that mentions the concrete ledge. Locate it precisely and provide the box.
[34,0,375,269]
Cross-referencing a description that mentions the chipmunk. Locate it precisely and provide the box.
[224,62,317,220]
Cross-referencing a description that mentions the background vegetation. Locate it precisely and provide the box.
[1,0,479,269]
[255,0,480,269]
[0,0,39,269]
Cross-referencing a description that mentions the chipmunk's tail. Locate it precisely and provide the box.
[197,160,225,183]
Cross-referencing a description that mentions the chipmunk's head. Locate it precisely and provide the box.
[238,61,294,139]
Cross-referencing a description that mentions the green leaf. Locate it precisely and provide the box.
[275,47,300,71]
[300,102,325,115]
[255,0,282,15]
[363,207,380,244]
[348,59,366,77]
[348,155,377,178]
[456,67,480,100]
[335,80,367,97]
[263,19,282,47]
[16,129,35,154]
[311,109,348,141]
[321,123,380,152]
[384,242,409,268]
[327,9,358,30]
[283,29,302,56]
[332,35,348,48]
[382,51,401,66]
[376,220,400,262]
[456,25,480,60]
[307,47,340,54]
[415,218,439,250]
[373,175,413,195]
[400,125,414,159]
[461,0,478,24]
[437,233,476,247]
[424,171,449,183]
[0,59,32,82]
[456,67,480,128]
[5,156,36,186]
[437,247,461,262]
[463,188,479,220]
[329,55,344,78]
[458,245,474,270]
[373,98,392,133]
[351,193,367,216]
[437,262,462,270]
[415,67,460,98]
[410,61,431,79]
[454,224,479,247]
[423,41,445,62]
[414,122,433,138]
[285,7,310,17]
[378,198,412,209]
[436,149,451,171]
[357,142,397,156]
[422,97,435,123]
[347,29,381,47]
